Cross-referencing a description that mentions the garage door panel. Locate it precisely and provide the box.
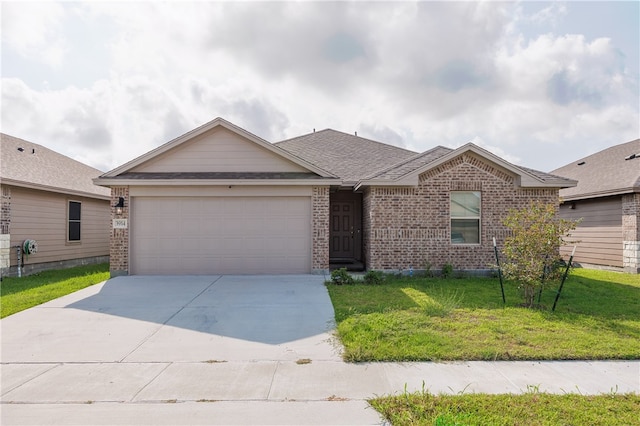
[132,196,311,275]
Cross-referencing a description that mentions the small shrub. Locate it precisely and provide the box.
[363,270,386,285]
[422,260,433,277]
[329,268,355,285]
[441,263,453,279]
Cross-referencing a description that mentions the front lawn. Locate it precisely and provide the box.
[0,263,110,318]
[370,390,640,426]
[327,269,640,361]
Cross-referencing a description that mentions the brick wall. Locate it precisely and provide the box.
[0,186,10,273]
[1,185,10,235]
[312,186,330,272]
[110,186,129,276]
[622,193,640,273]
[364,153,558,271]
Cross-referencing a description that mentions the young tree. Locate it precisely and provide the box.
[501,200,579,308]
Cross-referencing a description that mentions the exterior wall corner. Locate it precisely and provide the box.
[110,186,130,275]
[622,193,640,273]
[312,186,330,271]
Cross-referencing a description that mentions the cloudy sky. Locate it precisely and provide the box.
[2,1,638,173]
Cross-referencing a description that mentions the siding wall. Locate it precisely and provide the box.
[9,186,110,267]
[559,196,623,268]
[130,128,307,173]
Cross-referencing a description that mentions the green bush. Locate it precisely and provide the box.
[363,270,386,285]
[329,268,355,285]
[441,263,453,278]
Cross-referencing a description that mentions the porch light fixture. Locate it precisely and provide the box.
[114,197,125,215]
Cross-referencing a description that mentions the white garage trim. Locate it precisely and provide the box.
[130,195,312,275]
[129,186,313,197]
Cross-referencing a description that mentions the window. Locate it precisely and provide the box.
[68,201,81,242]
[450,191,480,244]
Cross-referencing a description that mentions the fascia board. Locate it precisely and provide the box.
[2,178,111,200]
[354,177,417,191]
[93,178,341,187]
[560,187,638,201]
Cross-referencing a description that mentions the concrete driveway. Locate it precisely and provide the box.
[2,275,387,425]
[1,275,342,364]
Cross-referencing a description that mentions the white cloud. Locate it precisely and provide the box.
[1,2,68,67]
[1,1,637,173]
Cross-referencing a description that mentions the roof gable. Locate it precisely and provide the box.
[552,139,640,200]
[0,133,110,199]
[101,118,336,179]
[130,126,309,173]
[357,143,577,189]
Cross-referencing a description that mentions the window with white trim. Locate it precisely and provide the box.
[68,201,81,242]
[450,191,480,244]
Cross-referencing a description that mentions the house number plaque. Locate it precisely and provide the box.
[113,219,128,229]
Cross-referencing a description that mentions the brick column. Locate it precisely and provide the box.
[110,186,129,277]
[622,193,640,273]
[312,186,330,274]
[0,186,11,273]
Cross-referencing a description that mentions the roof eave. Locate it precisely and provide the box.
[1,178,111,200]
[94,177,341,187]
[560,186,639,201]
[354,177,417,191]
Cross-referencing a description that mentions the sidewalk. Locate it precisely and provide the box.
[2,359,639,425]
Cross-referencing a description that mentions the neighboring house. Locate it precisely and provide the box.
[0,134,111,277]
[552,139,640,273]
[94,117,576,277]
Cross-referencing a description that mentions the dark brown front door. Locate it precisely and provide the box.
[330,201,355,259]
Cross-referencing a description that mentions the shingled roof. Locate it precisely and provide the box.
[277,131,575,189]
[551,139,640,200]
[1,133,110,199]
[275,129,417,184]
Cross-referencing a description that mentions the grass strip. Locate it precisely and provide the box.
[370,391,640,426]
[1,263,109,318]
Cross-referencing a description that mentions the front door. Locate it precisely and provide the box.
[330,201,355,259]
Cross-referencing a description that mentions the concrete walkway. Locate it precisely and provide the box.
[1,276,639,425]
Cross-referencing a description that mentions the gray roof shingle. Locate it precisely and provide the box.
[1,133,110,198]
[551,139,640,200]
[363,146,453,180]
[275,129,417,183]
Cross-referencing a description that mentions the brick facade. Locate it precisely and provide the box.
[312,186,330,272]
[110,186,129,276]
[1,185,10,235]
[622,193,640,273]
[0,186,10,273]
[364,153,558,271]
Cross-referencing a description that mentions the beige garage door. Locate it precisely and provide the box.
[131,196,311,274]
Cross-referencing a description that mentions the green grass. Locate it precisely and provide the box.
[0,263,109,318]
[370,390,640,426]
[327,269,640,361]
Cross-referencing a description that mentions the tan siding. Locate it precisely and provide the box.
[559,197,623,268]
[131,128,307,173]
[9,186,110,267]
